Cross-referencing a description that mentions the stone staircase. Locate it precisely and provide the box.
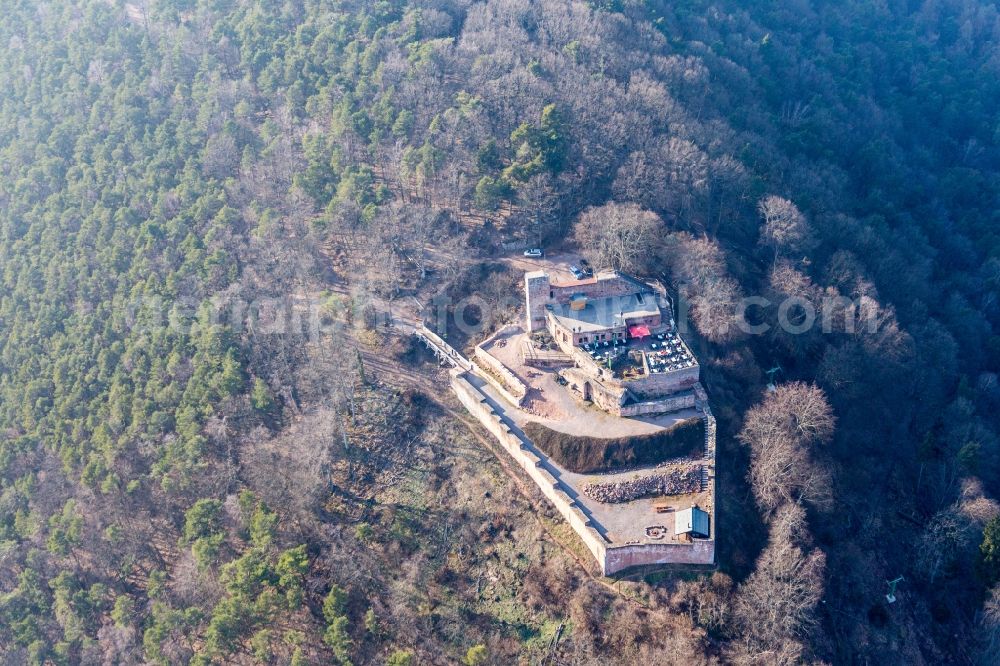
[694,383,716,493]
[521,339,573,366]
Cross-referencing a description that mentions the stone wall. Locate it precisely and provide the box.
[472,357,526,407]
[549,272,651,304]
[560,366,628,413]
[624,364,700,398]
[473,330,528,406]
[560,362,696,418]
[568,345,699,400]
[452,370,716,574]
[619,393,696,417]
[605,540,715,570]
[450,371,610,568]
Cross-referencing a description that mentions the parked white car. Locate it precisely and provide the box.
[523,248,544,258]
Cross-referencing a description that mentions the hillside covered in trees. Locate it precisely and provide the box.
[1,0,999,664]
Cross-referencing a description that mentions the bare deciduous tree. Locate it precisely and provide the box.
[612,137,709,224]
[739,382,835,513]
[685,277,743,343]
[916,509,973,584]
[572,202,663,274]
[917,481,999,583]
[730,503,826,665]
[671,571,733,634]
[665,232,745,343]
[758,195,812,258]
[978,585,1000,661]
[765,261,824,359]
[764,381,836,444]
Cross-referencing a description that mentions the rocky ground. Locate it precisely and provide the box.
[582,466,702,503]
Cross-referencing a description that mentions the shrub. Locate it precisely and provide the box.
[386,649,414,666]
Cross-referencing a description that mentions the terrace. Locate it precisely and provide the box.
[463,371,711,547]
[547,290,661,334]
[468,320,715,562]
[577,330,697,380]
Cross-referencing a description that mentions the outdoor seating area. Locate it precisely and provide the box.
[581,339,628,363]
[646,332,696,374]
[579,331,696,377]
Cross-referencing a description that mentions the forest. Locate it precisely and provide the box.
[1,0,999,664]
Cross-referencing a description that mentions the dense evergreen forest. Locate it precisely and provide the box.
[1,0,999,663]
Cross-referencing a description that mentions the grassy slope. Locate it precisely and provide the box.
[524,418,704,473]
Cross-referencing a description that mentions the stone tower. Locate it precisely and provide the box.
[524,270,551,332]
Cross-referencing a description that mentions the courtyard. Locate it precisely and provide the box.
[464,371,711,546]
[480,325,699,432]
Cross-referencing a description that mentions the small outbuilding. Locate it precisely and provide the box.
[675,506,710,538]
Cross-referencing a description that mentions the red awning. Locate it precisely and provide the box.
[628,324,651,338]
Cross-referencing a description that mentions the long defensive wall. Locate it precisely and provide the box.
[450,369,716,575]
